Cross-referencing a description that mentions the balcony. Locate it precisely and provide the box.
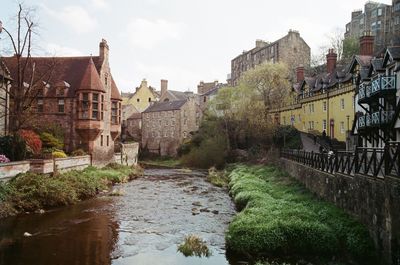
[371,110,395,127]
[358,115,366,130]
[358,83,371,104]
[370,75,397,97]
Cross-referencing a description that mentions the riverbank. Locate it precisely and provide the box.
[0,163,143,219]
[140,158,181,168]
[225,164,377,265]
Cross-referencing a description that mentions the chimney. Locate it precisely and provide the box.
[255,39,266,48]
[141,79,148,88]
[359,31,374,56]
[296,65,305,83]
[161,79,168,95]
[99,39,109,63]
[326,49,337,74]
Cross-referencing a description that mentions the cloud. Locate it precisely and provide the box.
[44,43,83,56]
[43,5,97,34]
[90,0,108,9]
[126,18,185,49]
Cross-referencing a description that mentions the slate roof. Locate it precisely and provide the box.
[387,46,400,60]
[143,100,187,113]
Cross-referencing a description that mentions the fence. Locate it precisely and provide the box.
[281,142,400,178]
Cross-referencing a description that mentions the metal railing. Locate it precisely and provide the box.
[281,143,400,178]
[371,75,397,95]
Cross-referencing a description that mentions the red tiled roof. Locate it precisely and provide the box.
[111,76,122,101]
[77,57,106,93]
[3,55,113,97]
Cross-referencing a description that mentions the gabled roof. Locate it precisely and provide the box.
[143,99,187,113]
[383,46,400,67]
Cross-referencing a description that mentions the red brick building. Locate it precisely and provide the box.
[3,39,122,165]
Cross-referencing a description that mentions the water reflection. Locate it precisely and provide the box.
[0,198,119,265]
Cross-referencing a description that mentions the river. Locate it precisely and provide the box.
[0,168,240,265]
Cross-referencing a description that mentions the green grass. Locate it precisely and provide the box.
[226,165,376,264]
[140,157,181,168]
[0,163,143,218]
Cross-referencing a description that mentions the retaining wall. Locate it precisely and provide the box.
[0,161,30,181]
[280,158,400,265]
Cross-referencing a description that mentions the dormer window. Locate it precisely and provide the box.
[56,88,65,97]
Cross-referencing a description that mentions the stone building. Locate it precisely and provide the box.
[230,30,311,86]
[345,1,400,52]
[141,97,201,156]
[0,64,11,136]
[3,39,122,165]
[197,80,225,111]
[158,79,197,103]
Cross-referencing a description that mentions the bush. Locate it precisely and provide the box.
[0,154,10,163]
[226,165,376,264]
[18,129,42,155]
[52,150,67,158]
[0,135,27,161]
[177,235,211,257]
[40,132,63,150]
[181,135,227,169]
[273,126,302,149]
[71,149,86,156]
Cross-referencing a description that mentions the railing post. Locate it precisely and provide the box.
[311,151,314,168]
[384,145,389,176]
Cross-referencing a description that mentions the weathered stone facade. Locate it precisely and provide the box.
[141,97,201,156]
[0,66,10,136]
[3,39,122,166]
[230,30,310,86]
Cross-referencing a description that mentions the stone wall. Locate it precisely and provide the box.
[54,156,91,172]
[280,158,400,265]
[0,161,30,181]
[114,143,139,166]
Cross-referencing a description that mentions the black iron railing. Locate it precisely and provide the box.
[281,143,400,178]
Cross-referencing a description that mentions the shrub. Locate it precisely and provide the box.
[71,149,86,156]
[52,150,67,158]
[0,135,27,161]
[18,129,42,155]
[0,155,10,163]
[272,126,302,149]
[40,132,63,150]
[177,235,211,257]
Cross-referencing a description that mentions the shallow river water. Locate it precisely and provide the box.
[0,169,240,265]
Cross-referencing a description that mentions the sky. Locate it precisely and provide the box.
[0,0,393,93]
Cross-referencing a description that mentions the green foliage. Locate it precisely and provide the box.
[273,126,302,149]
[52,150,67,158]
[177,235,211,257]
[0,164,143,217]
[343,37,360,60]
[206,167,229,187]
[40,132,64,150]
[226,165,376,264]
[0,135,27,161]
[71,149,87,156]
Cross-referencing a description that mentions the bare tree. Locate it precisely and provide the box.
[0,4,56,135]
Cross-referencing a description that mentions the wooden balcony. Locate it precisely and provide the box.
[358,83,371,104]
[370,75,397,97]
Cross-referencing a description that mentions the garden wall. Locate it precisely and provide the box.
[280,158,400,265]
[0,161,30,181]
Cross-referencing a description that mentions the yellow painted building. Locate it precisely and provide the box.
[122,79,159,112]
[272,76,355,142]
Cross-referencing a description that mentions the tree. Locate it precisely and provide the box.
[0,4,56,135]
[342,36,360,60]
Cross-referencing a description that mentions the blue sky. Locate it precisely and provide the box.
[0,0,392,93]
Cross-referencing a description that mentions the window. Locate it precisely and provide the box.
[137,98,140,103]
[183,131,187,138]
[396,3,400,12]
[203,96,207,103]
[105,77,108,86]
[37,99,43,112]
[371,9,377,18]
[106,135,109,146]
[56,88,64,97]
[340,122,345,134]
[395,16,400,25]
[323,119,327,131]
[101,95,104,120]
[58,99,65,113]
[340,98,345,110]
[323,101,327,112]
[311,121,314,129]
[148,97,151,102]
[92,93,99,120]
[378,8,382,16]
[100,135,103,146]
[82,93,90,119]
[111,101,118,124]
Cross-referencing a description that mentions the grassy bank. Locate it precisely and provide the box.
[0,164,143,219]
[226,165,376,264]
[140,157,181,168]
